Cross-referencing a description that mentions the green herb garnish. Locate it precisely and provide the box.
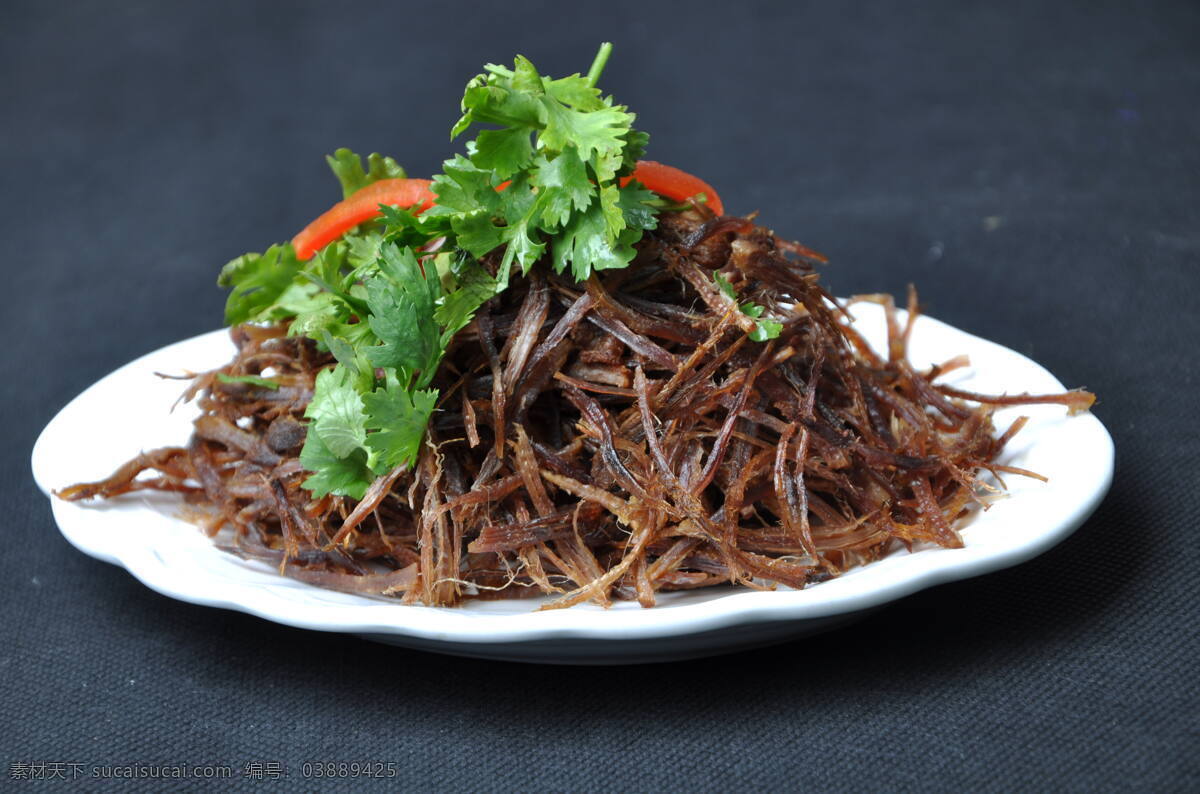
[713,271,784,342]
[215,373,281,390]
[216,44,725,498]
[427,41,656,282]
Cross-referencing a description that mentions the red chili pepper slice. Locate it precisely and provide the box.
[291,162,723,261]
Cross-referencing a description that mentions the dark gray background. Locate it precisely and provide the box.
[3,1,1197,790]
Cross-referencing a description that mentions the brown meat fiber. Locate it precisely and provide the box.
[59,210,1094,608]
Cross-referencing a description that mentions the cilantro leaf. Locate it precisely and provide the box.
[363,386,438,472]
[218,244,304,326]
[299,431,373,500]
[304,366,368,459]
[326,148,407,199]
[285,290,354,340]
[539,100,631,180]
[319,331,359,375]
[319,329,377,393]
[750,317,784,342]
[454,70,546,134]
[471,128,534,179]
[616,181,660,232]
[500,216,548,274]
[377,205,449,250]
[619,128,649,175]
[434,257,498,340]
[530,149,591,230]
[345,228,386,268]
[430,155,496,214]
[450,210,506,258]
[298,243,371,319]
[553,201,636,280]
[364,243,443,386]
[713,270,737,300]
[543,74,605,111]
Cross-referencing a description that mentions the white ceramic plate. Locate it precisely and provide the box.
[31,304,1113,664]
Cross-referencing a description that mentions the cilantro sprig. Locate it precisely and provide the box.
[423,42,657,282]
[291,242,488,499]
[713,271,784,342]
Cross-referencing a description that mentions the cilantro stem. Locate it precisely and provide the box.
[585,42,613,88]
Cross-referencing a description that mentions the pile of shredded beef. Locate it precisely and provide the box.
[59,209,1094,608]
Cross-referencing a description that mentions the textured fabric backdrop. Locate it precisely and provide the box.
[3,1,1197,790]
